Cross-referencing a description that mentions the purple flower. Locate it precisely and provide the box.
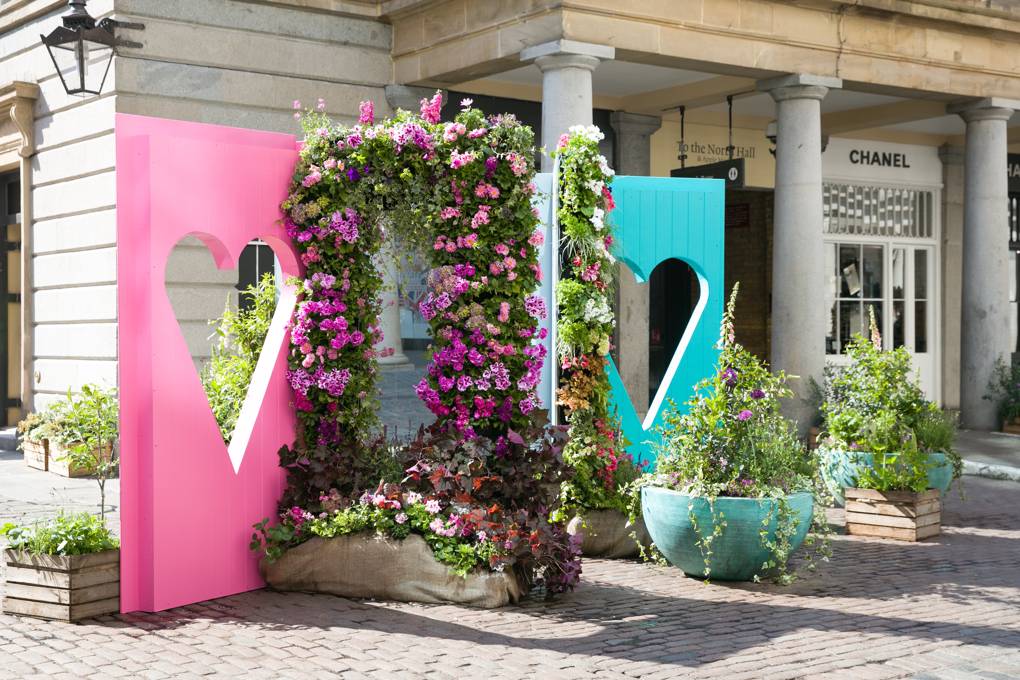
[750,388,765,400]
[346,166,360,182]
[722,368,738,387]
[737,409,753,421]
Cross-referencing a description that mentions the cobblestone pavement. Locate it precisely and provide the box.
[0,475,1017,679]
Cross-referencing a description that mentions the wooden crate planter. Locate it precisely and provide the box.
[48,442,114,478]
[22,439,49,471]
[845,488,940,542]
[3,549,119,621]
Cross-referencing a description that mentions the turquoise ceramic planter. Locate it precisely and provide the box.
[819,449,954,506]
[640,487,814,581]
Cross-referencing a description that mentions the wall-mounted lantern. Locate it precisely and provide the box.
[40,0,143,97]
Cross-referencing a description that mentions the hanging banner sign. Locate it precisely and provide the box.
[1009,153,1020,193]
[671,158,745,189]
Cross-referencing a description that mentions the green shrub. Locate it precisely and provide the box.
[821,310,960,489]
[985,358,1020,424]
[1,512,118,556]
[201,273,277,442]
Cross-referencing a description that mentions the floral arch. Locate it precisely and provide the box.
[257,94,625,594]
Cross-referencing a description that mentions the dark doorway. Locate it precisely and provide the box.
[648,258,698,407]
[0,171,21,425]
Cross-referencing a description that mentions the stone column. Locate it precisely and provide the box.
[609,112,661,418]
[938,144,964,412]
[521,40,614,171]
[948,99,1017,429]
[757,73,842,431]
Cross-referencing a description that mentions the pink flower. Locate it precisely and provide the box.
[358,99,374,125]
[292,99,301,110]
[557,133,570,149]
[738,409,753,421]
[425,499,441,514]
[316,97,326,111]
[450,150,477,169]
[440,207,461,220]
[498,302,510,323]
[302,169,322,188]
[460,97,473,108]
[420,91,443,124]
[395,513,408,525]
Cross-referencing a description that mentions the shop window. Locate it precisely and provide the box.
[823,182,933,239]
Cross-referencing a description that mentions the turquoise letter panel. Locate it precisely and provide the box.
[607,176,725,469]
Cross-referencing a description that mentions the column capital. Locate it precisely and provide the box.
[938,143,965,165]
[384,85,446,114]
[948,98,1018,123]
[610,111,662,138]
[757,73,842,102]
[521,40,614,73]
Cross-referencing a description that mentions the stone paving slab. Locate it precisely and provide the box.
[0,476,1017,678]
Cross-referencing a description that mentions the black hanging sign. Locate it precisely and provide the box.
[1009,153,1020,193]
[671,158,745,189]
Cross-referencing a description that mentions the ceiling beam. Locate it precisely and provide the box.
[822,100,949,135]
[622,75,757,115]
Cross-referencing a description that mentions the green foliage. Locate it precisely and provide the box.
[986,358,1020,424]
[630,284,829,582]
[551,126,632,517]
[821,311,960,488]
[1,512,118,556]
[201,273,277,442]
[54,384,120,521]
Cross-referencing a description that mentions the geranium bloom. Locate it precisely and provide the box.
[425,499,441,514]
[358,99,374,125]
[419,91,443,124]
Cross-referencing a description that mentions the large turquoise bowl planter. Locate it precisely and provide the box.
[819,449,954,506]
[641,487,814,581]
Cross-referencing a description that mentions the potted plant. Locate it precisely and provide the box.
[1,512,120,621]
[16,405,66,471]
[632,286,828,582]
[839,415,942,541]
[985,359,1020,434]
[818,313,960,506]
[48,385,118,479]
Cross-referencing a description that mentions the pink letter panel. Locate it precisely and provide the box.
[116,113,300,612]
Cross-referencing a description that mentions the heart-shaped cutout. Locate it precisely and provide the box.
[164,234,297,474]
[608,257,710,468]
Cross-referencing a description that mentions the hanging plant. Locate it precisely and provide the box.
[552,126,640,517]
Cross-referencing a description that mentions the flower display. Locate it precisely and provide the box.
[552,127,640,516]
[259,95,581,594]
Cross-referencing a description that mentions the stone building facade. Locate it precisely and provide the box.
[2,0,1020,430]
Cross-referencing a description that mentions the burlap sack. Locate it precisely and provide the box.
[567,509,651,559]
[261,533,523,608]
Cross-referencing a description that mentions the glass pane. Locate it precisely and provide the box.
[840,300,863,351]
[915,300,928,353]
[891,248,905,300]
[862,245,883,298]
[870,303,884,348]
[839,245,861,298]
[914,249,928,300]
[893,300,905,349]
[826,301,838,355]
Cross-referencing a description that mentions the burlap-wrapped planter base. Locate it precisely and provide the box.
[261,534,523,608]
[567,509,651,559]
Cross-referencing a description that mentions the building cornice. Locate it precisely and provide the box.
[0,0,63,35]
[0,82,41,158]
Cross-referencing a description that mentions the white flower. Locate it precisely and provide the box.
[597,155,615,177]
[585,179,604,196]
[591,206,605,231]
[567,124,605,143]
[583,297,613,324]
